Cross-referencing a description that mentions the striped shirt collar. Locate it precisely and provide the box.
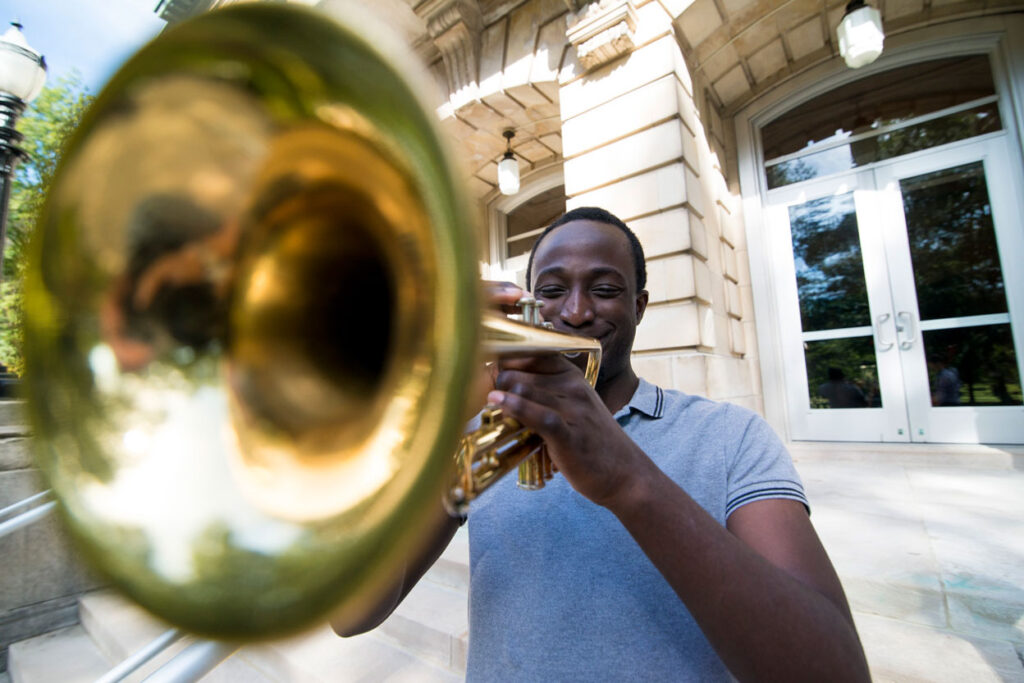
[613,377,665,420]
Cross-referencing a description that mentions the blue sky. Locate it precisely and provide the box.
[4,0,166,94]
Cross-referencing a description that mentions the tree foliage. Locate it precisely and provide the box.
[0,74,93,375]
[790,192,870,333]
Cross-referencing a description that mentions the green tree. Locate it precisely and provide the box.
[0,74,92,375]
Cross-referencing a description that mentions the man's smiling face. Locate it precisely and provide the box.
[530,219,648,384]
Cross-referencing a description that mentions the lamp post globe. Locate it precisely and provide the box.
[0,20,48,280]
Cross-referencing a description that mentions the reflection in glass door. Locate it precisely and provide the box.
[878,142,1024,443]
[768,174,910,442]
[790,193,881,412]
[902,162,1018,408]
[768,138,1024,443]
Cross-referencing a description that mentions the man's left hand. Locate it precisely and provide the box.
[489,356,648,508]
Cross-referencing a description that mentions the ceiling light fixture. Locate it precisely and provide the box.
[497,130,520,195]
[837,0,884,69]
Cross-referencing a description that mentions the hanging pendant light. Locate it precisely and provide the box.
[497,130,520,195]
[837,0,884,69]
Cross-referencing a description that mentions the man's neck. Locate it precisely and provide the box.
[596,366,640,415]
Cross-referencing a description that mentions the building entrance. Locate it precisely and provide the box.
[765,137,1024,443]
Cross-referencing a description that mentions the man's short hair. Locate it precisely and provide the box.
[525,206,647,292]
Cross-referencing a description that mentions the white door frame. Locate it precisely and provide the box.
[735,15,1024,443]
[763,169,910,442]
[873,138,1024,443]
[764,135,1024,443]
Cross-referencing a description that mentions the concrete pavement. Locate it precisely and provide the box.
[791,443,1024,682]
[6,440,1024,682]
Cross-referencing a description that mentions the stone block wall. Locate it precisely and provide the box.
[0,402,102,672]
[558,0,762,413]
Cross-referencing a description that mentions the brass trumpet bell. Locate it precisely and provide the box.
[24,4,478,638]
[23,3,599,640]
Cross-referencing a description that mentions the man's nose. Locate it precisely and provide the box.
[560,288,594,327]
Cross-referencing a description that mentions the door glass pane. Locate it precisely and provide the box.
[505,185,565,259]
[789,193,870,331]
[901,162,1008,319]
[763,55,996,160]
[767,102,1001,189]
[805,337,882,409]
[924,325,1023,406]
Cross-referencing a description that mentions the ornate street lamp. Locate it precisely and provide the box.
[498,129,520,196]
[837,0,884,69]
[0,21,48,280]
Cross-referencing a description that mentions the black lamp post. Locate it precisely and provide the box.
[0,21,48,281]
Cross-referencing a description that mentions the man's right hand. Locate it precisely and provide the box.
[484,280,525,313]
[465,281,527,419]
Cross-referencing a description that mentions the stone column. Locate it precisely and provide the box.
[558,0,755,407]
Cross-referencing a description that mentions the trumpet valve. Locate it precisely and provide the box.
[481,405,502,426]
[517,295,542,326]
[516,448,553,491]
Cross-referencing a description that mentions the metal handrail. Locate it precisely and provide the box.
[0,489,56,539]
[3,491,238,682]
[140,639,240,683]
[94,628,184,683]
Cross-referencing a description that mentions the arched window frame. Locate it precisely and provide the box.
[485,163,565,287]
[733,15,1024,439]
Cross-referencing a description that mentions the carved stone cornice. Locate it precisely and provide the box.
[153,0,218,23]
[566,0,638,72]
[415,0,484,102]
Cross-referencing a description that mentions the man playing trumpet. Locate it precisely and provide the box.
[337,206,869,682]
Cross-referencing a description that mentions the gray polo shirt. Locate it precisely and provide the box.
[466,378,807,681]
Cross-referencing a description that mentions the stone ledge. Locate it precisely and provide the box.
[7,624,110,683]
[0,595,79,674]
[788,442,1024,469]
[566,1,639,72]
[0,437,32,472]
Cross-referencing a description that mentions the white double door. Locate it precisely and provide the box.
[767,136,1024,443]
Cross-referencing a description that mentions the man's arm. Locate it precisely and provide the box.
[490,357,870,682]
[609,465,867,681]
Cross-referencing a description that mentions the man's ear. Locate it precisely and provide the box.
[635,290,649,323]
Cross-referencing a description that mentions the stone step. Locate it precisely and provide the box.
[424,524,469,592]
[78,591,175,670]
[80,592,230,682]
[235,624,461,682]
[379,575,469,674]
[72,576,468,681]
[10,518,472,682]
[78,589,444,681]
[8,625,109,683]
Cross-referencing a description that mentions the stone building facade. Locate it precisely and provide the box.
[158,0,1024,447]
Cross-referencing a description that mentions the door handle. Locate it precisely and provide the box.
[896,311,915,350]
[875,313,894,351]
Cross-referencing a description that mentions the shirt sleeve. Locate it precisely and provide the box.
[724,406,809,519]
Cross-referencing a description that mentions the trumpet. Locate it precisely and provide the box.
[22,3,598,639]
